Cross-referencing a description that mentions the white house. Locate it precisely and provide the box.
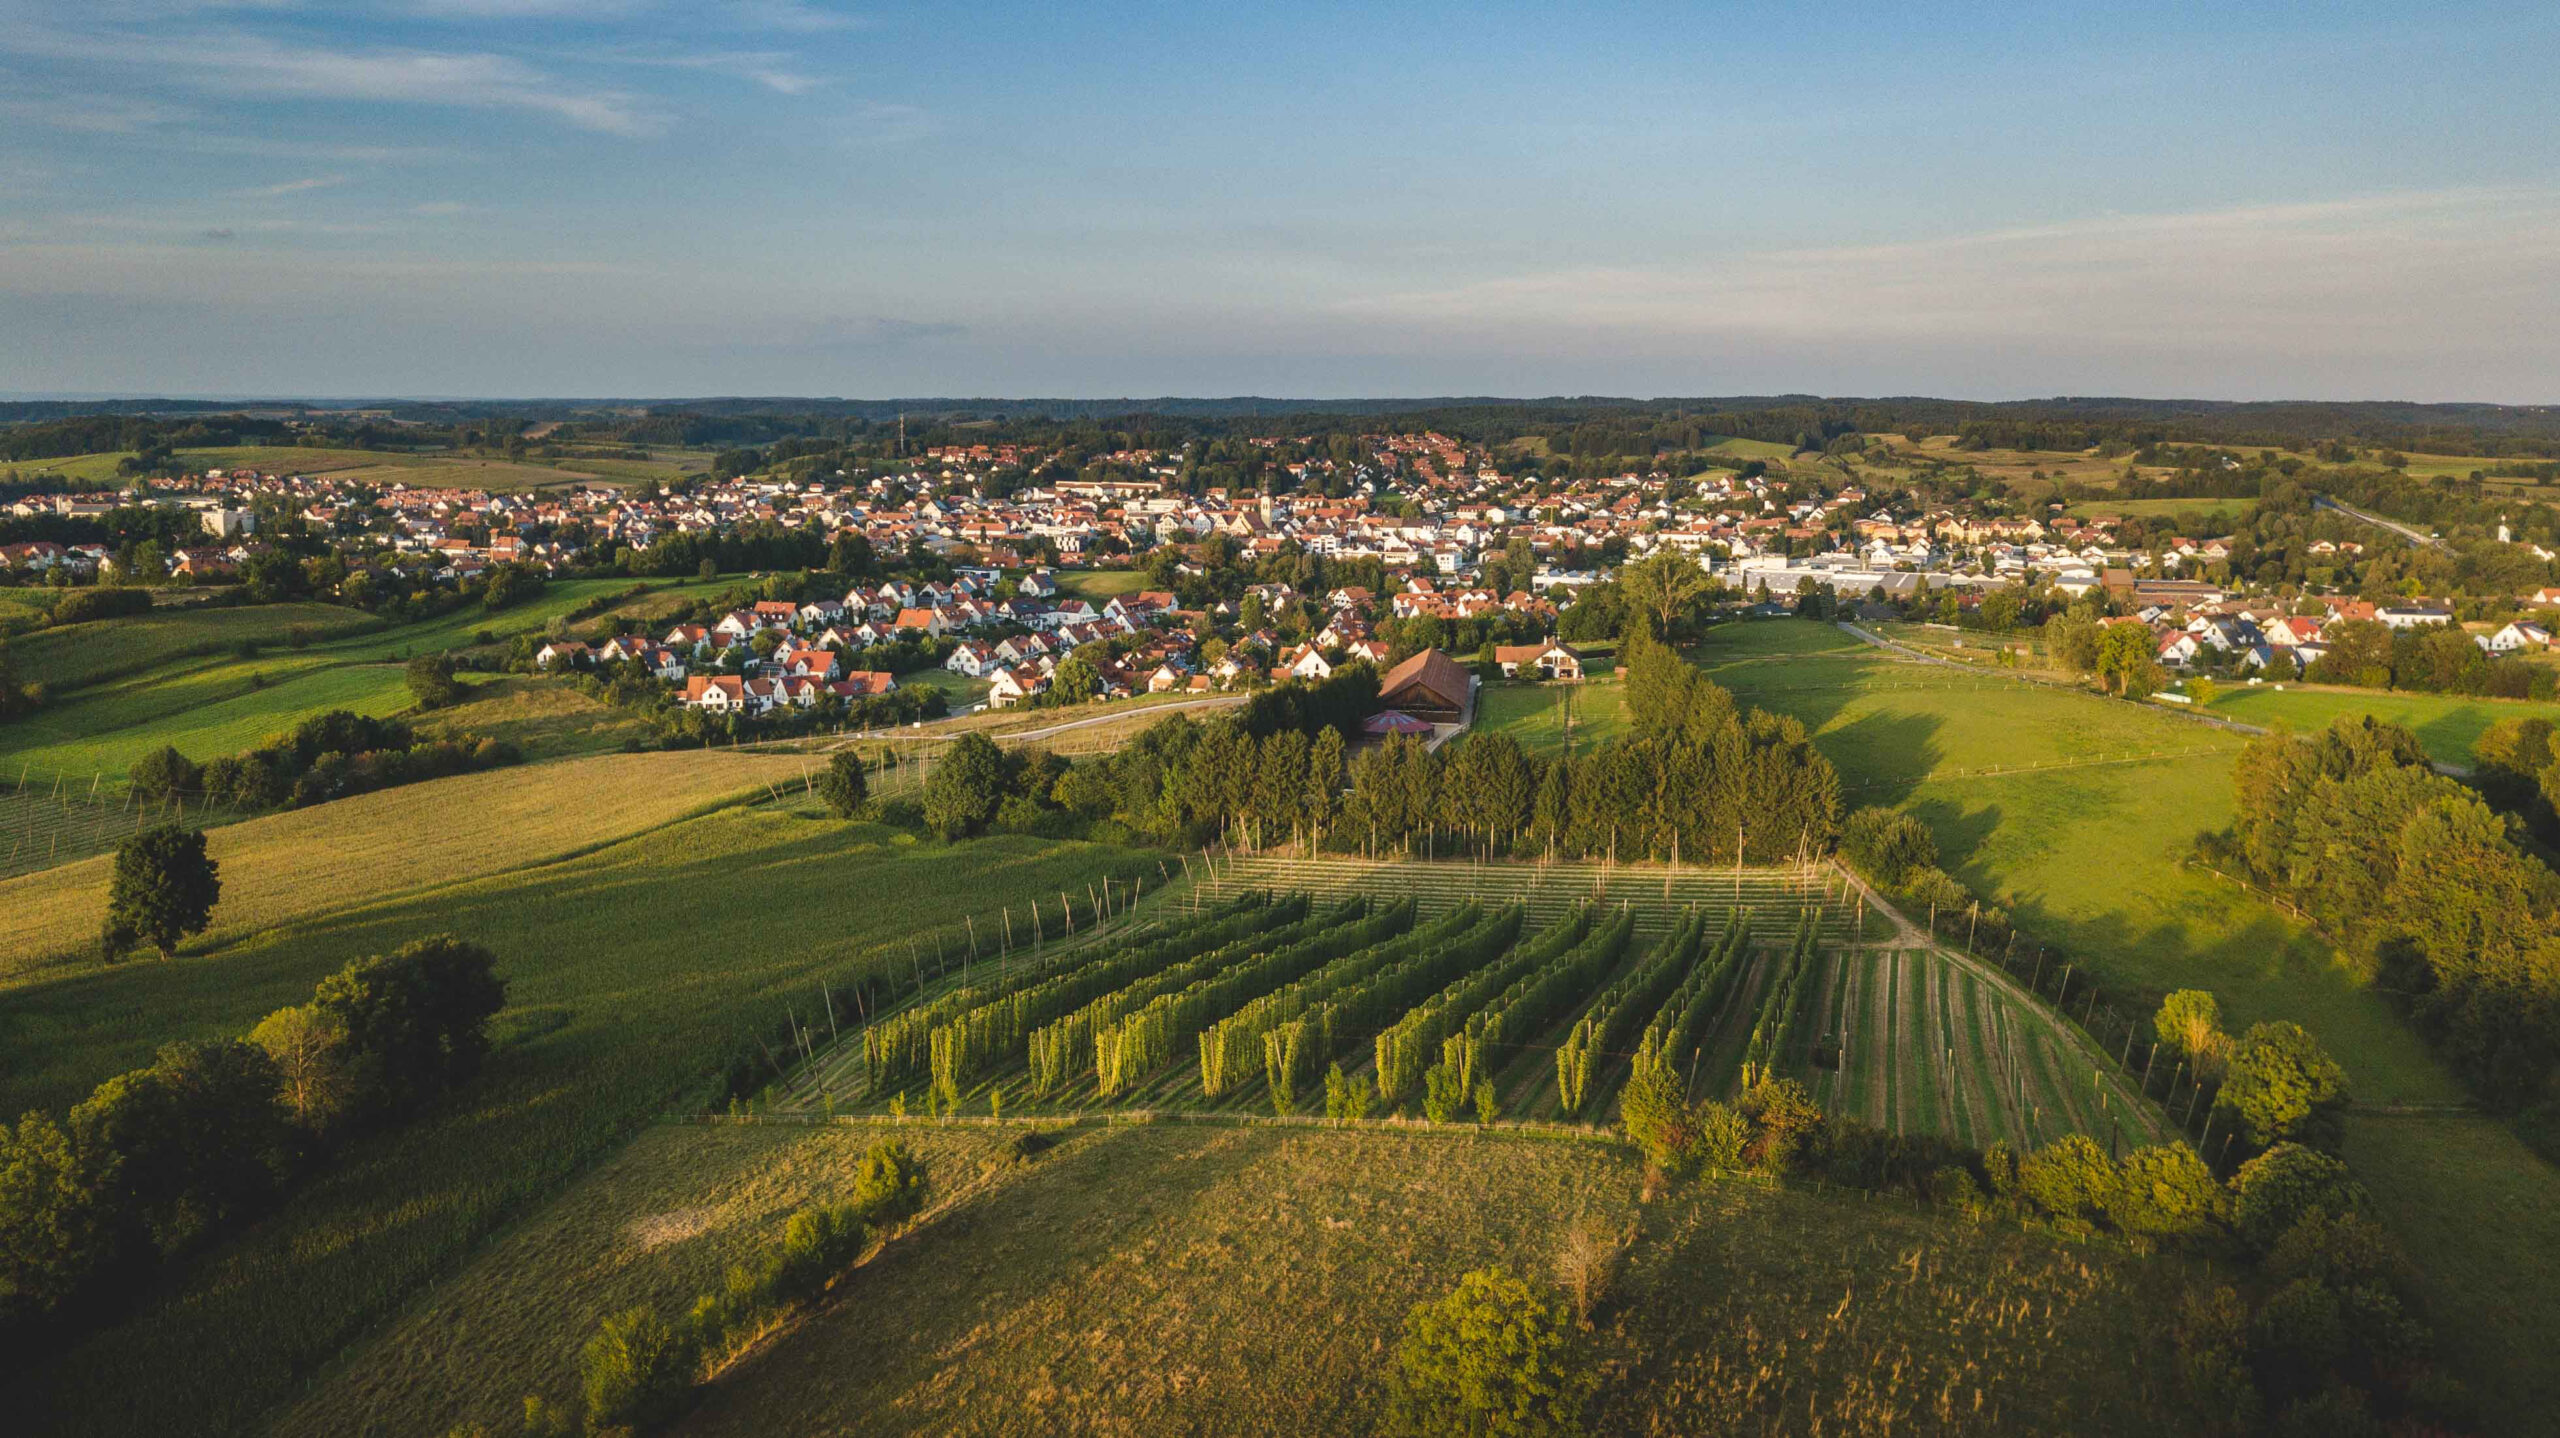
[2487,621,2551,653]
[2377,606,2455,631]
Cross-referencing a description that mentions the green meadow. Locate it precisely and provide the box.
[0,576,741,783]
[1470,676,1629,754]
[1692,618,2560,1431]
[2202,682,2560,767]
[8,601,381,692]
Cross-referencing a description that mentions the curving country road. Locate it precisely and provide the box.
[2313,494,2448,551]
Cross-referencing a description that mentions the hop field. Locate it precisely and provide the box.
[778,856,2162,1164]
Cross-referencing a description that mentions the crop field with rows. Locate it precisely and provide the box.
[1804,948,2165,1153]
[782,858,2151,1155]
[1189,852,1880,943]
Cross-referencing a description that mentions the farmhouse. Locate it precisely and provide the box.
[1377,647,1475,727]
[1493,640,1584,681]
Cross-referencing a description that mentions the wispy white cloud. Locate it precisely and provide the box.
[396,0,651,17]
[607,46,823,95]
[232,173,347,197]
[1345,187,2560,360]
[0,23,663,134]
[0,88,196,132]
[722,0,857,35]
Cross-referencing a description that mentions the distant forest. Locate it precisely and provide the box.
[6,394,2560,464]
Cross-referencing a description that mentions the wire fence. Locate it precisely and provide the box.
[0,768,240,879]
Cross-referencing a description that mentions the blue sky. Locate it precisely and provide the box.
[1,0,2555,400]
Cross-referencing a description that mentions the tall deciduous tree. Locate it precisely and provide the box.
[405,652,462,710]
[815,750,869,818]
[102,824,221,961]
[2154,990,2230,1078]
[922,733,1009,839]
[249,1003,356,1136]
[67,1039,292,1256]
[1618,549,1712,639]
[2216,1021,2348,1150]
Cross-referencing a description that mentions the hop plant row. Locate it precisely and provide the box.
[919,892,1287,1100]
[1023,898,1350,1096]
[1439,906,1638,1098]
[1739,910,1825,1089]
[1373,907,1591,1104]
[1554,910,1710,1117]
[1258,905,1528,1112]
[1627,911,1754,1093]
[1093,900,1417,1097]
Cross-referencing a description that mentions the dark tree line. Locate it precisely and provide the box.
[2214,715,2560,1106]
[909,635,1839,865]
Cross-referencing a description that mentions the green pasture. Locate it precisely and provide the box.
[899,666,992,710]
[2062,497,2257,525]
[0,576,744,781]
[1699,435,1799,460]
[2346,1111,2560,1436]
[8,601,380,692]
[1471,677,1627,754]
[2203,683,2560,767]
[1687,619,2555,1423]
[0,662,412,780]
[1057,567,1151,601]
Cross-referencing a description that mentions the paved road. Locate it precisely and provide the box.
[2314,494,2448,551]
[987,694,1247,741]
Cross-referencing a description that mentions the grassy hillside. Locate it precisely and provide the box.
[1,661,414,781]
[8,601,381,692]
[14,809,1158,1438]
[282,1121,2197,1438]
[8,444,640,492]
[413,675,659,759]
[1699,619,2559,1431]
[2062,497,2257,525]
[0,748,812,998]
[0,576,739,783]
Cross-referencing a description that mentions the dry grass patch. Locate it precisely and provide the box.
[282,1120,2195,1438]
[0,747,808,983]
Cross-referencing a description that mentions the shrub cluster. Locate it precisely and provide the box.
[1838,804,2014,952]
[128,709,520,813]
[0,936,505,1349]
[492,1139,928,1437]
